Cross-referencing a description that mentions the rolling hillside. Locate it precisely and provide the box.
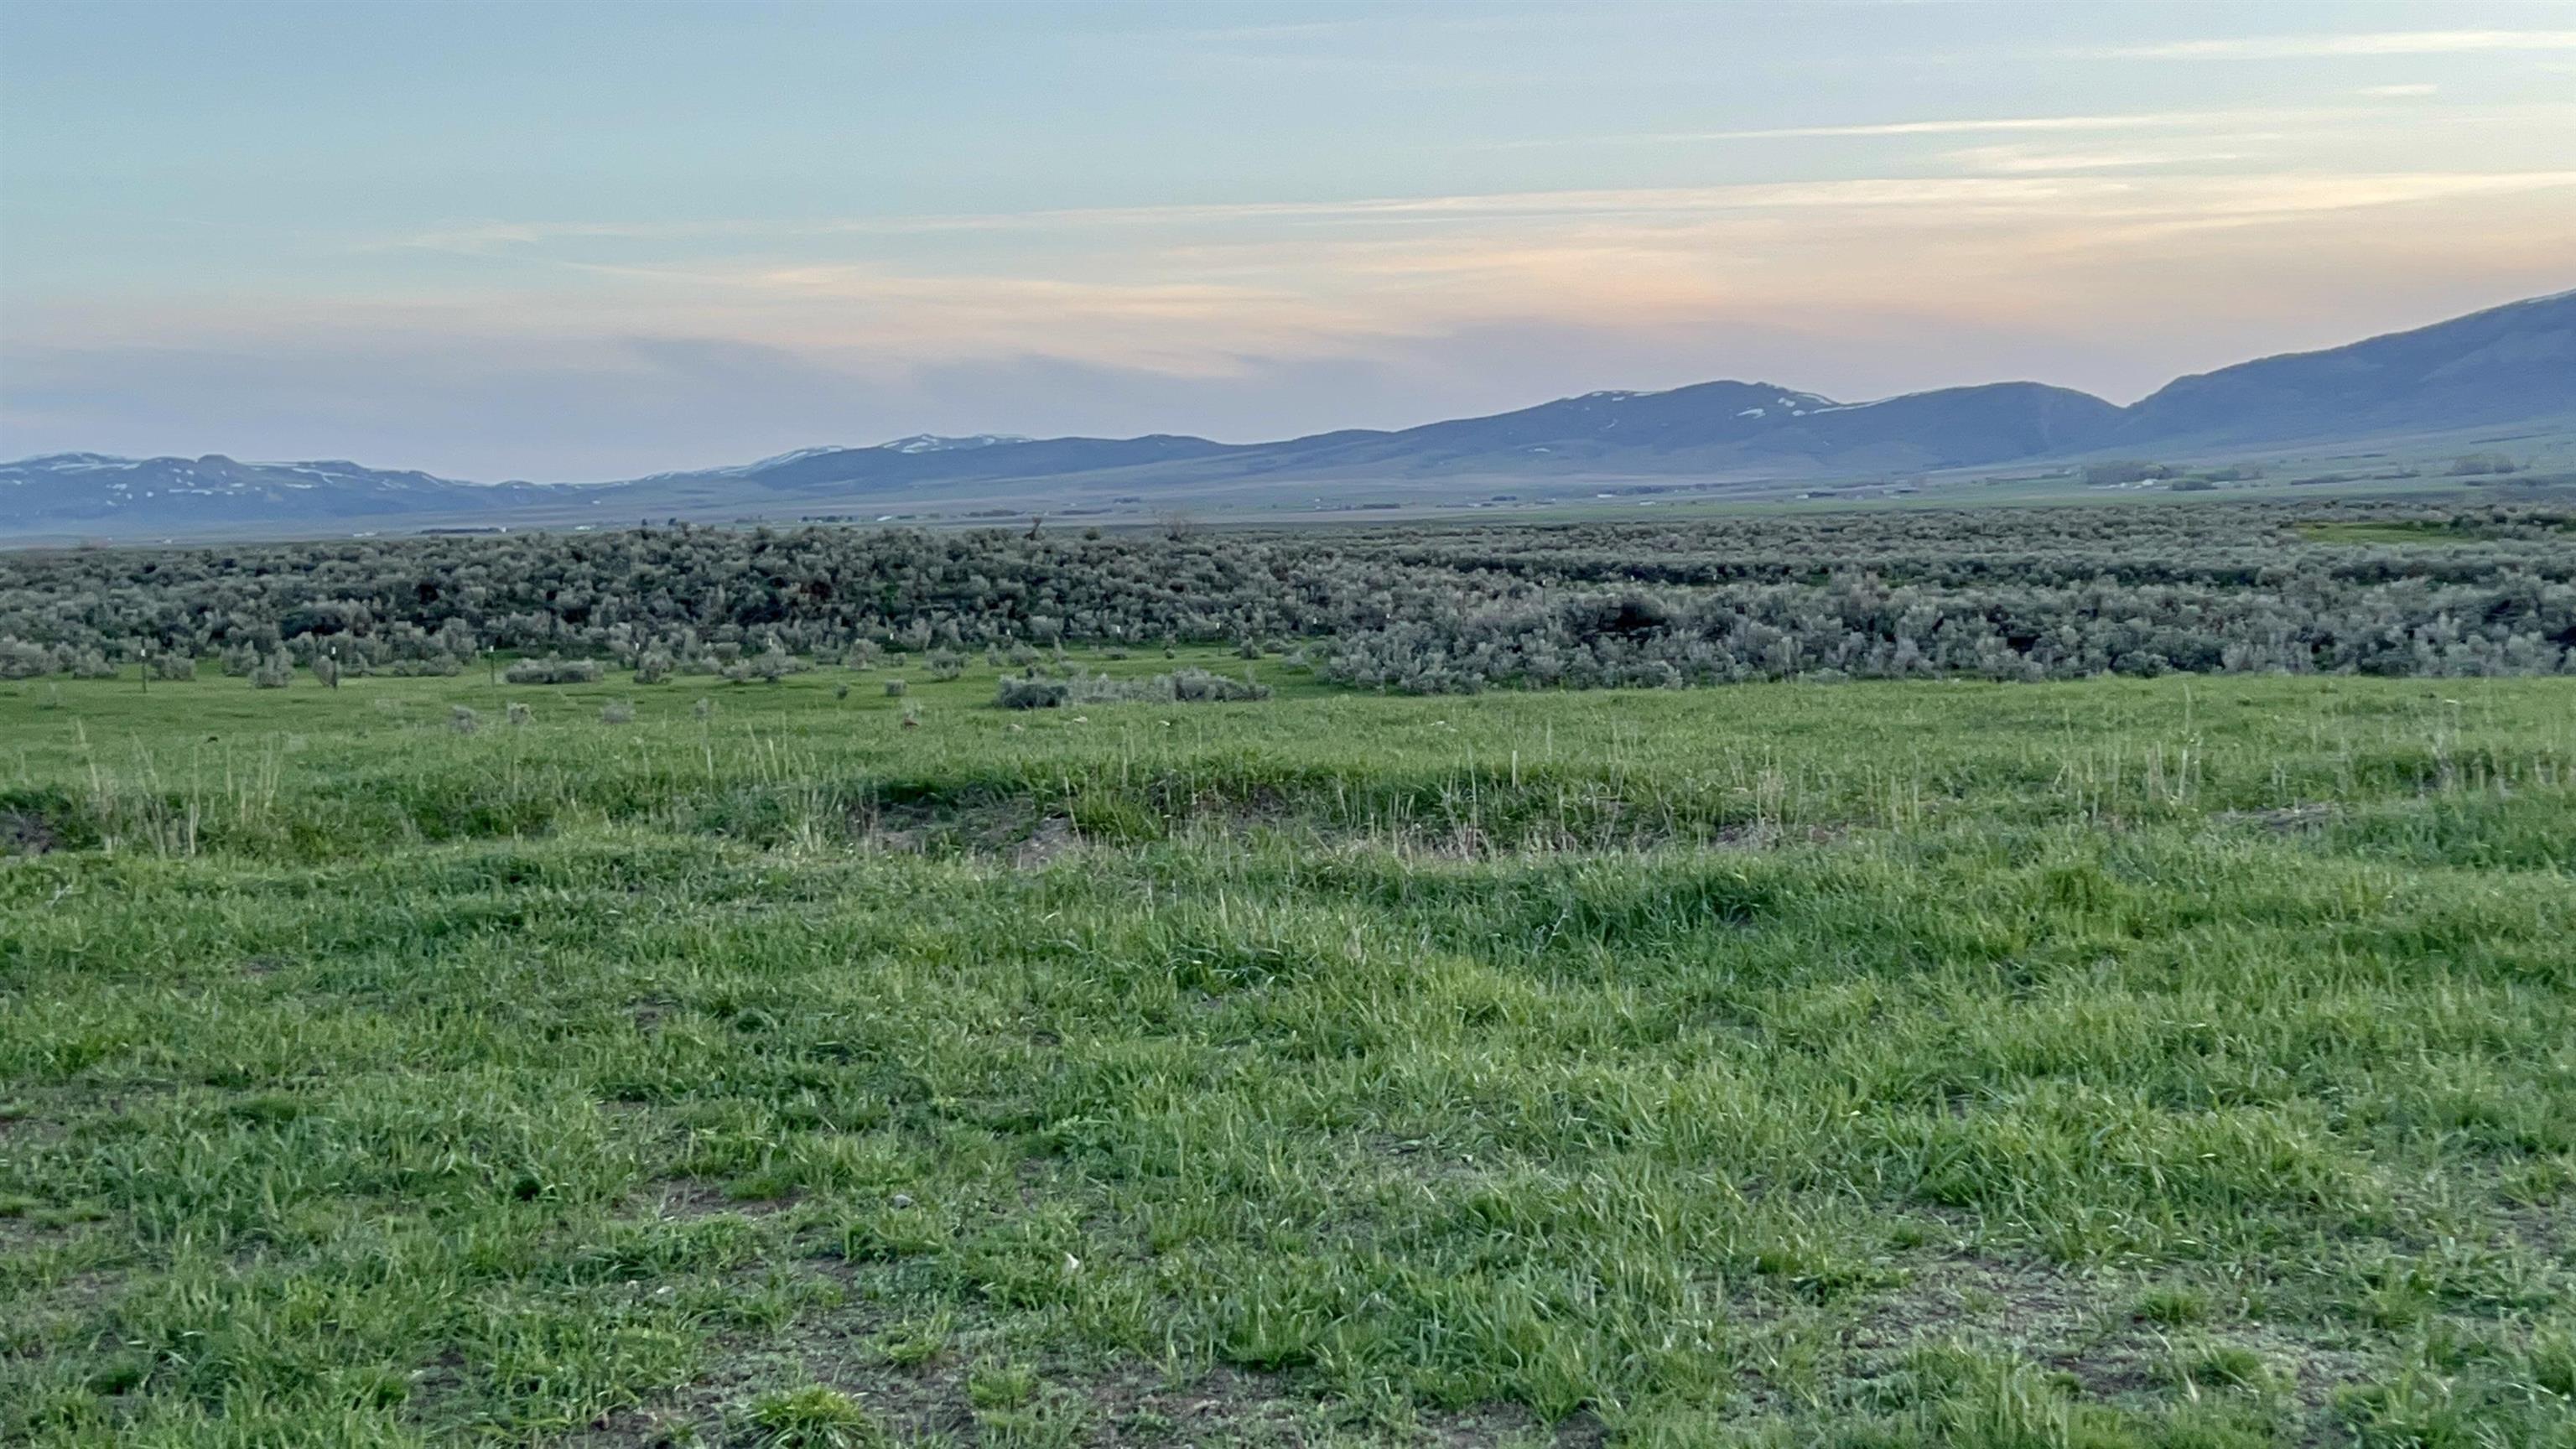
[7,290,2570,539]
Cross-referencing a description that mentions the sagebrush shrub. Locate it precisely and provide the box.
[504,657,604,685]
[1059,668,1270,705]
[995,676,1071,709]
[0,640,52,679]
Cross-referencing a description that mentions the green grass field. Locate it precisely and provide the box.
[4,655,2573,1446]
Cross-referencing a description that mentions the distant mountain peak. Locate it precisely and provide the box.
[874,434,1035,454]
[8,289,2569,540]
[2117,287,2575,446]
[743,445,849,470]
[12,452,131,470]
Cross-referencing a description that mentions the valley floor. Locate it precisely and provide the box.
[3,661,2572,1446]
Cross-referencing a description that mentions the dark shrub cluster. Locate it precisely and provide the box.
[1000,668,1273,709]
[995,676,1072,709]
[1322,569,2576,693]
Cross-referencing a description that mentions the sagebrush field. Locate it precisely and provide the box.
[4,642,2572,1446]
[7,498,2574,693]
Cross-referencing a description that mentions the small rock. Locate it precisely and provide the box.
[890,1192,914,1209]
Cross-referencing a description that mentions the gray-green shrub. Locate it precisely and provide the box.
[994,676,1071,709]
[504,657,604,685]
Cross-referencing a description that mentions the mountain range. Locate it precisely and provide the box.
[6,289,2571,541]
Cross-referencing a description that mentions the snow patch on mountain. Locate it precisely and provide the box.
[875,434,1034,454]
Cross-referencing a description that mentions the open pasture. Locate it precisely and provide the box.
[3,660,2573,1446]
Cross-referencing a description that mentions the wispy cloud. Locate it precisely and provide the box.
[1943,144,2257,174]
[200,169,2576,390]
[2101,30,2576,60]
[392,166,2576,263]
[395,178,2137,256]
[1483,105,2333,148]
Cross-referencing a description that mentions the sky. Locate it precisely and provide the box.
[3,0,2573,480]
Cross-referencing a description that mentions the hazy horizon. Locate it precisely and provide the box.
[5,0,2574,481]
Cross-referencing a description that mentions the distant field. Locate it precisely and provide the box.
[2288,521,2503,545]
[4,659,2572,1446]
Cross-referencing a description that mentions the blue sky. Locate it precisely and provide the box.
[3,0,2573,479]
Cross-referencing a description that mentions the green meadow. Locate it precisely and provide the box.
[4,657,2572,1446]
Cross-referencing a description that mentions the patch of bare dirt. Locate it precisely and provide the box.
[646,1179,804,1220]
[2213,802,2336,832]
[1846,1253,2154,1399]
[554,1270,1610,1448]
[840,782,1867,869]
[0,808,61,856]
[1705,822,1847,851]
[2499,1200,2574,1260]
[1833,1245,2376,1428]
[845,797,1085,867]
[1011,817,1080,870]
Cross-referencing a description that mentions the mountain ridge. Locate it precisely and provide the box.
[7,289,2571,538]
